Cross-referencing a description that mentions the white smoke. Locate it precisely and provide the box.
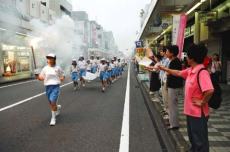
[29,15,75,70]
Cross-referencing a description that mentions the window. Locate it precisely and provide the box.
[41,1,46,6]
[2,45,31,77]
[3,51,17,76]
[17,57,30,72]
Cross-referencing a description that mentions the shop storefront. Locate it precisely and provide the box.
[0,44,32,78]
[0,32,34,83]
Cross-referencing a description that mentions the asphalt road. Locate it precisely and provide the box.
[0,66,163,152]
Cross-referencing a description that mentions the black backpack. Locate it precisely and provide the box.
[197,68,222,109]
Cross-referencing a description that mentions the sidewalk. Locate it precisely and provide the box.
[179,84,230,152]
[0,72,33,84]
[137,72,230,152]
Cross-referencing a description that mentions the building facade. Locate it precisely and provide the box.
[0,0,72,83]
[138,0,230,84]
[72,11,118,59]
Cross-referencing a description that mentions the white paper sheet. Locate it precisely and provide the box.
[138,57,152,67]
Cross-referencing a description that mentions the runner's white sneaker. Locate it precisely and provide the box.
[56,105,61,116]
[50,118,56,126]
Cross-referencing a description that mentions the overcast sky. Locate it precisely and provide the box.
[70,0,151,54]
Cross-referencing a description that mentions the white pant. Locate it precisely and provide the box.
[168,88,181,127]
[162,83,168,113]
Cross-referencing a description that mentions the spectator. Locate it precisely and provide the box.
[159,46,170,120]
[146,53,162,102]
[199,43,212,70]
[158,44,214,152]
[165,45,183,130]
[211,53,222,82]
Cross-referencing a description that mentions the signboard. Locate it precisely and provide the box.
[148,26,162,33]
[136,48,145,57]
[200,11,217,23]
[185,24,195,38]
[135,40,144,48]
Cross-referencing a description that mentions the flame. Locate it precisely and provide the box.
[30,37,43,49]
[6,65,11,72]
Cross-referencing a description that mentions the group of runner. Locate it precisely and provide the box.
[35,53,125,126]
[70,55,125,92]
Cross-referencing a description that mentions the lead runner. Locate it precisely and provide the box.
[35,53,65,126]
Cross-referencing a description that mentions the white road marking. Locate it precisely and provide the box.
[0,80,36,89]
[0,82,72,112]
[119,64,130,152]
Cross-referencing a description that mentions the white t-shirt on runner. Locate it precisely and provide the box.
[86,63,92,71]
[90,59,97,67]
[40,65,64,86]
[98,64,107,72]
[78,60,87,69]
[114,61,118,67]
[110,63,115,69]
[70,65,79,73]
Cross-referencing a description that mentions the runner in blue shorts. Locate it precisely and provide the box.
[110,59,116,83]
[106,60,112,85]
[36,53,65,126]
[98,58,108,92]
[78,56,87,87]
[70,59,79,91]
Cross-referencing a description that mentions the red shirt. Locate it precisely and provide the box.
[203,56,212,68]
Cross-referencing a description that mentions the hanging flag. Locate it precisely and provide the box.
[172,14,187,59]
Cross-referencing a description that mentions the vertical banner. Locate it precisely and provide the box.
[172,14,187,59]
[172,15,180,45]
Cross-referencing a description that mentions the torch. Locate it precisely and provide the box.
[30,37,42,77]
[31,45,37,69]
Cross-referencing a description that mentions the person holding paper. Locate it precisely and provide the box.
[145,53,162,102]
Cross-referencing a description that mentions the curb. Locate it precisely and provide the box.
[136,75,189,152]
[0,78,34,85]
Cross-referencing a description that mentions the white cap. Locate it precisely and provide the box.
[72,58,77,61]
[46,53,56,59]
[100,58,106,61]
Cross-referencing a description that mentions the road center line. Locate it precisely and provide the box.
[0,82,72,112]
[119,64,130,152]
[0,80,36,89]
